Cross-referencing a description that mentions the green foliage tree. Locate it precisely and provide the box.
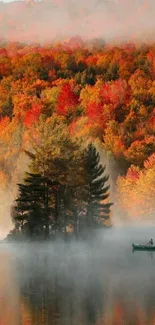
[12,172,52,239]
[82,143,113,230]
[11,139,112,240]
[25,114,83,234]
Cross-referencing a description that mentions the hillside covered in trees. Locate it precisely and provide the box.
[0,41,155,231]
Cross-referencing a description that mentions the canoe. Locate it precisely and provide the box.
[132,243,155,250]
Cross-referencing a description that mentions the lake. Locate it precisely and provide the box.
[0,226,155,325]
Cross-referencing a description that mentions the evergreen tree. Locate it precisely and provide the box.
[28,114,83,235]
[82,143,113,229]
[12,172,52,238]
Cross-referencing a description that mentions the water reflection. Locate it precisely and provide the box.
[17,245,105,325]
[0,247,20,325]
[132,249,155,260]
[1,228,155,325]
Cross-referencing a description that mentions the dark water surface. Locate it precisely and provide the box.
[1,227,155,325]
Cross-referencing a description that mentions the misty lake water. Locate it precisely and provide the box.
[1,227,155,325]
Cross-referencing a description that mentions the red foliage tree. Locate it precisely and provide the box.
[24,103,42,128]
[57,82,79,116]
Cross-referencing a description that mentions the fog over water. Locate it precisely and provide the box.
[0,0,154,321]
[1,227,155,324]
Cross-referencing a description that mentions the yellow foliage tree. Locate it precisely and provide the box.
[117,154,155,221]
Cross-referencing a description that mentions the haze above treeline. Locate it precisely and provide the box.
[0,0,155,44]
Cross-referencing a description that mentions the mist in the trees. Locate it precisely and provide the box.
[0,0,154,322]
[0,42,154,236]
[9,142,112,241]
[0,0,155,43]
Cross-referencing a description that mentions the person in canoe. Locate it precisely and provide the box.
[147,238,154,246]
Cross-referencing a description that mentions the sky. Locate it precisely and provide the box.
[1,0,18,1]
[0,0,154,44]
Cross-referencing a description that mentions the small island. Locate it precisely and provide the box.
[6,142,112,242]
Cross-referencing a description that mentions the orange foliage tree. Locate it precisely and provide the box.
[0,42,154,223]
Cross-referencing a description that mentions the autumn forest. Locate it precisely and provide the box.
[0,40,155,239]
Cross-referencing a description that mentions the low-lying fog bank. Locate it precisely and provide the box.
[1,226,155,325]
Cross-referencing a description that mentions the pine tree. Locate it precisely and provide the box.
[28,114,83,235]
[12,172,52,238]
[83,143,113,229]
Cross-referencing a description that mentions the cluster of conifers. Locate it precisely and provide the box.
[8,143,112,241]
